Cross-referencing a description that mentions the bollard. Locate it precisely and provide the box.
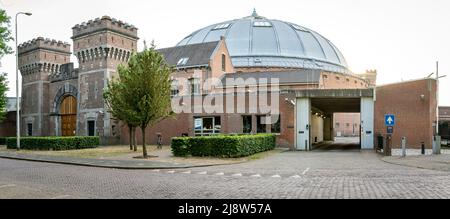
[433,136,441,155]
[385,135,392,156]
[401,137,407,157]
[421,142,425,155]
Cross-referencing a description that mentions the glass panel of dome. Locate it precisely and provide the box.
[291,24,309,32]
[312,32,340,64]
[252,26,278,55]
[271,20,305,57]
[329,42,348,67]
[177,35,191,46]
[203,28,227,42]
[253,21,272,27]
[225,19,251,56]
[187,26,214,44]
[295,30,326,60]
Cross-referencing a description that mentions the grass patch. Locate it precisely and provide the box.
[1,145,161,159]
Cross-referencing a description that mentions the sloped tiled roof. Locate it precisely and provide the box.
[157,41,220,68]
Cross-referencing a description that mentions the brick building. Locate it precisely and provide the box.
[10,11,439,150]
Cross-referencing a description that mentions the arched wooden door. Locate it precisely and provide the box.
[60,96,77,136]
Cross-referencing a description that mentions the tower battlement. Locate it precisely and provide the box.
[72,16,138,39]
[18,37,71,55]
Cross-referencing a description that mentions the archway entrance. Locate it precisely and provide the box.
[60,96,77,136]
[295,89,375,151]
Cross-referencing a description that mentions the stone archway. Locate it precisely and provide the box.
[52,83,78,136]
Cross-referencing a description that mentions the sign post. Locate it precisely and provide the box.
[384,115,396,156]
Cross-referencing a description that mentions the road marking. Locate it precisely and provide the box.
[0,184,16,189]
[250,174,262,178]
[214,172,224,176]
[51,195,72,199]
[302,168,310,175]
[152,169,160,172]
[232,173,243,177]
[167,170,175,174]
[271,175,281,178]
[197,171,207,175]
[290,175,301,178]
[181,171,191,174]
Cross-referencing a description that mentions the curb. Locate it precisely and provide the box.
[0,153,247,170]
[379,156,450,173]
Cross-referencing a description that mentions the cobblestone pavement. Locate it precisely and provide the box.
[1,150,449,199]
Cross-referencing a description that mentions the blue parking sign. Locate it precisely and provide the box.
[385,115,395,126]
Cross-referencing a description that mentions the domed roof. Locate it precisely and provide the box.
[177,10,349,73]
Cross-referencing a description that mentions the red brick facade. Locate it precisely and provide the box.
[374,79,437,149]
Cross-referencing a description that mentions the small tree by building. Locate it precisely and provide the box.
[104,44,172,158]
[104,68,139,151]
[0,73,8,122]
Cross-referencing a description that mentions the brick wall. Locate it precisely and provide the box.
[374,79,437,149]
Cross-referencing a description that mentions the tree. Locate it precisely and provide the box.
[104,44,173,158]
[128,46,173,158]
[0,9,13,58]
[104,65,140,151]
[0,73,8,122]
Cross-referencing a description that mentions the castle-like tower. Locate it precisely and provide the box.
[72,16,138,142]
[18,37,71,136]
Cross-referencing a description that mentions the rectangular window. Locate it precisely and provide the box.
[170,80,179,98]
[271,115,281,134]
[190,78,200,95]
[335,123,340,128]
[257,115,268,133]
[242,115,252,134]
[177,57,189,66]
[212,23,231,30]
[27,123,32,136]
[222,54,226,72]
[254,21,272,27]
[194,117,221,136]
[88,121,95,136]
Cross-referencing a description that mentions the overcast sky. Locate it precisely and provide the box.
[1,0,449,105]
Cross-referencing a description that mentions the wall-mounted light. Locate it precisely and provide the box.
[420,94,425,101]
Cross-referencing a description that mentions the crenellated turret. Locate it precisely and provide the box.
[72,16,138,69]
[18,37,71,77]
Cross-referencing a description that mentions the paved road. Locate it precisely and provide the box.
[0,150,449,199]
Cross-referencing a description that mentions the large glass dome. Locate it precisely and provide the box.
[177,10,349,73]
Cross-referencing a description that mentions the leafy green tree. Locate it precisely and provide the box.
[104,62,143,151]
[127,46,172,158]
[0,9,13,58]
[104,44,172,158]
[0,73,8,122]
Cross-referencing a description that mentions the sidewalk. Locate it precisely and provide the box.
[382,154,450,172]
[0,151,236,170]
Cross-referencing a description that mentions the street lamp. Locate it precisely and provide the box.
[15,12,32,150]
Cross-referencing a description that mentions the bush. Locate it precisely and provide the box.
[171,134,276,158]
[6,136,100,151]
[0,137,6,145]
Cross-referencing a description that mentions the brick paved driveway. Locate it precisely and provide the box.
[0,150,449,199]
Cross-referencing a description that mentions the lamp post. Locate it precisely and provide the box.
[15,12,32,150]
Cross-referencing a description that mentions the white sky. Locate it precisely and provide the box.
[0,0,449,105]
